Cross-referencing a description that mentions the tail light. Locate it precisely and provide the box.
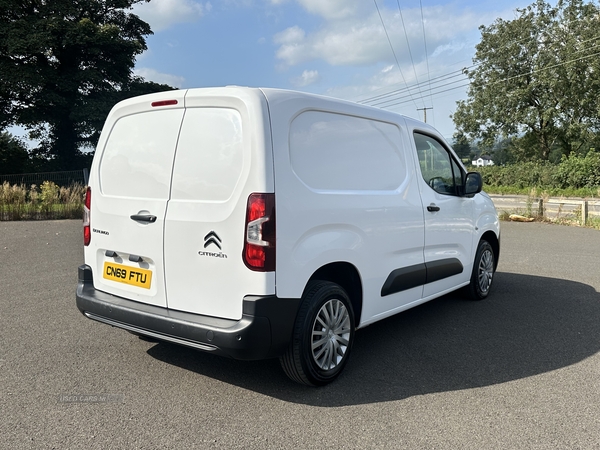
[83,187,91,246]
[243,193,275,271]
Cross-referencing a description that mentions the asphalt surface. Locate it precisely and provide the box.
[1,220,599,449]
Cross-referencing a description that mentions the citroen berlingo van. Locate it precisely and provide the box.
[76,87,500,386]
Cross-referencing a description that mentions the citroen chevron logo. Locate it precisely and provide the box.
[204,231,222,250]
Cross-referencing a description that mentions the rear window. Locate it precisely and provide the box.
[170,108,244,202]
[289,111,405,191]
[99,109,184,199]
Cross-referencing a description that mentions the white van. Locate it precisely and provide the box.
[76,87,500,386]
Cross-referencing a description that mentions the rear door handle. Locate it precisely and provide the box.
[130,214,157,223]
[427,204,440,212]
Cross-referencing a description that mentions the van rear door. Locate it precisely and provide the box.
[90,92,186,308]
[163,89,274,321]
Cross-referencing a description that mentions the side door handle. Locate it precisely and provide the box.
[427,204,440,212]
[130,214,157,223]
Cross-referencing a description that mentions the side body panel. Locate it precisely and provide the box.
[262,89,427,327]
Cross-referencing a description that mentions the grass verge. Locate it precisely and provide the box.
[0,181,85,221]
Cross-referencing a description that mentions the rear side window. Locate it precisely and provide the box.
[290,111,405,191]
[170,108,244,202]
[99,109,184,199]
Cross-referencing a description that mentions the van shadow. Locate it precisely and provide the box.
[146,272,600,407]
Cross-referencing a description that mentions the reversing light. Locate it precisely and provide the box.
[243,193,275,271]
[83,187,91,246]
[151,99,178,107]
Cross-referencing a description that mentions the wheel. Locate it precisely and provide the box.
[466,240,495,300]
[280,281,355,386]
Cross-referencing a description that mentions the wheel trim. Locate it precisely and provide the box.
[478,249,494,293]
[311,299,351,371]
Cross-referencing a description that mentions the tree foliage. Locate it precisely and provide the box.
[453,0,600,161]
[0,132,30,174]
[477,149,600,190]
[452,131,472,160]
[0,0,175,170]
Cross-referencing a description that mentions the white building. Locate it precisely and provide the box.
[472,156,494,167]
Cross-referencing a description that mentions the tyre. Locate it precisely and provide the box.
[280,281,355,386]
[466,239,495,300]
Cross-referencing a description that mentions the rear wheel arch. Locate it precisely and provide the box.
[308,262,363,328]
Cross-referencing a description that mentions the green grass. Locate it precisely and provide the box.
[586,216,600,230]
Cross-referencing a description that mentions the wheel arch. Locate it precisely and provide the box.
[480,230,500,270]
[307,262,363,327]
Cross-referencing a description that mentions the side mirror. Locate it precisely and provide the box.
[464,172,482,196]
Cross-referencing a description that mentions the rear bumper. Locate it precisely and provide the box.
[75,265,301,360]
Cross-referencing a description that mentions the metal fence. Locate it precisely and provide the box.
[0,169,89,187]
[490,195,600,225]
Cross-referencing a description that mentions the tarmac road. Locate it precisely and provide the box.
[1,220,599,449]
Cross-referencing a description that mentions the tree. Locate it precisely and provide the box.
[0,132,30,174]
[0,0,175,170]
[452,131,472,161]
[452,0,600,161]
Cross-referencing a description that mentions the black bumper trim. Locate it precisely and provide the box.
[84,312,218,352]
[76,265,301,360]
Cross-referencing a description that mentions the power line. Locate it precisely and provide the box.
[373,0,419,109]
[378,47,600,109]
[359,27,600,109]
[396,0,424,108]
[348,56,476,102]
[418,0,434,124]
[369,78,466,108]
[359,67,472,105]
[377,82,471,109]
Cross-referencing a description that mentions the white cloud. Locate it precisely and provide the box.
[274,25,306,44]
[132,0,211,31]
[431,41,469,58]
[273,2,521,138]
[292,69,320,87]
[273,4,504,69]
[134,68,185,88]
[296,0,367,20]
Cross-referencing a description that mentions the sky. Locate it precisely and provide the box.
[128,0,534,141]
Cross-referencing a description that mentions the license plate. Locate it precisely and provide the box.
[103,262,153,289]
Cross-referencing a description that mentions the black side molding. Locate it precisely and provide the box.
[381,258,463,297]
[426,258,463,284]
[381,264,427,297]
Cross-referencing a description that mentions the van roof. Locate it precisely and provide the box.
[109,85,440,138]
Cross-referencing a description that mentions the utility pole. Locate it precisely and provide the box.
[417,107,433,123]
